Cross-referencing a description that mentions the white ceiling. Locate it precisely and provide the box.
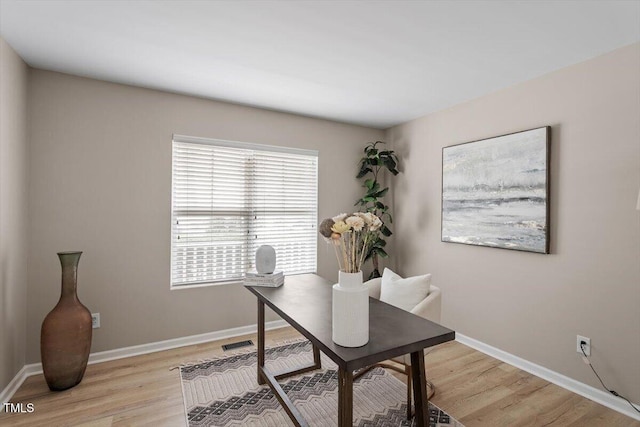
[1,1,639,129]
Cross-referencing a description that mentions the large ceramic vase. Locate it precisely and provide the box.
[332,270,369,347]
[41,251,92,391]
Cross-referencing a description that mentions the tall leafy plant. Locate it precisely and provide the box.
[355,141,399,279]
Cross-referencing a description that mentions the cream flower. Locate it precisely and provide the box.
[354,212,366,222]
[355,212,380,229]
[345,215,365,232]
[331,220,351,234]
[370,216,382,231]
[332,213,347,223]
[362,212,375,225]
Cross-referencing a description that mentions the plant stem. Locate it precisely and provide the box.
[333,242,342,271]
[372,252,379,277]
[342,234,349,272]
[351,232,355,272]
[358,233,368,272]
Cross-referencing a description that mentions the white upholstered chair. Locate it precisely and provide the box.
[359,271,442,419]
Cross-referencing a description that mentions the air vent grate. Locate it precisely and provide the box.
[222,340,254,351]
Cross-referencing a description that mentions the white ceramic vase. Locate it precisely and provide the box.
[332,271,369,347]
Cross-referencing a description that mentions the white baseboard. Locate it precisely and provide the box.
[456,333,640,422]
[0,365,30,411]
[1,319,288,405]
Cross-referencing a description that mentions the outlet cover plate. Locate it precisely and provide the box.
[577,335,590,356]
[92,313,100,329]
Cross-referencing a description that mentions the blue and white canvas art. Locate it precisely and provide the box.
[441,127,550,253]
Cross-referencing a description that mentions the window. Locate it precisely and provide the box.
[171,135,318,288]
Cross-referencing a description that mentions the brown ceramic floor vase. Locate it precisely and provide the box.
[41,251,92,391]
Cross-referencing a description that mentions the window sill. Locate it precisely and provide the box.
[170,280,243,291]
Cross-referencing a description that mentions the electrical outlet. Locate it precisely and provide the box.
[91,313,100,329]
[577,335,590,356]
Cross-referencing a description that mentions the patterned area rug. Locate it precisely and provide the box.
[180,340,463,427]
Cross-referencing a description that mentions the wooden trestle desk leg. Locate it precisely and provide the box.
[257,300,265,385]
[338,368,353,427]
[410,351,429,427]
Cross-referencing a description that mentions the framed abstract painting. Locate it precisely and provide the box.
[441,126,550,254]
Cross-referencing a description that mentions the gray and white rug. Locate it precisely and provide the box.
[180,340,463,427]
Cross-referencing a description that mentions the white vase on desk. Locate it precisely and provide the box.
[332,270,369,347]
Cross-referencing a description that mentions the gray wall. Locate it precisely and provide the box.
[386,43,640,402]
[0,38,29,392]
[26,70,383,363]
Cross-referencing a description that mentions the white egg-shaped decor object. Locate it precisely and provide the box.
[255,245,276,274]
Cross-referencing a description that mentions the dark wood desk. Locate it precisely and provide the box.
[245,273,455,427]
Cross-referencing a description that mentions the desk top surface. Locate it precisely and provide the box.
[245,273,455,371]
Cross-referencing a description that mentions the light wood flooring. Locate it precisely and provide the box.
[1,327,638,426]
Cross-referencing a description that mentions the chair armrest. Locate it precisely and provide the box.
[363,277,382,299]
[397,285,442,365]
[410,285,441,324]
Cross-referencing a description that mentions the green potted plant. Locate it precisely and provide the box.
[355,141,399,279]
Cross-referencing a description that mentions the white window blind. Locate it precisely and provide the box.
[171,136,318,287]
